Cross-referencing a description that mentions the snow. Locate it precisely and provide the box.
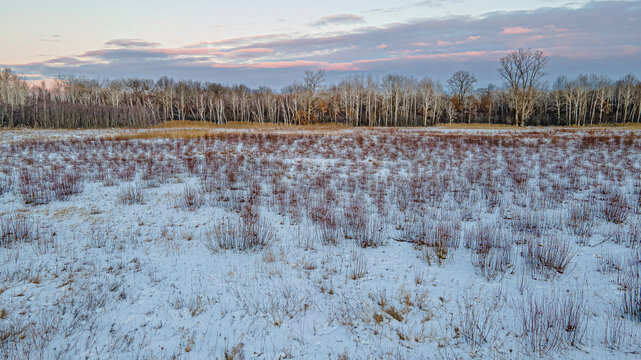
[1,126,640,359]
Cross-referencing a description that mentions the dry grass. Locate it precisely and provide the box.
[109,129,219,140]
[150,120,279,129]
[110,121,353,139]
[614,123,641,129]
[151,120,220,128]
[561,123,641,129]
[435,122,641,130]
[151,120,352,130]
[434,123,522,130]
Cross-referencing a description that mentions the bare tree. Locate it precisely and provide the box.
[479,85,497,124]
[594,79,613,125]
[303,70,325,124]
[445,97,456,124]
[617,74,637,123]
[498,48,547,126]
[419,78,438,126]
[1,64,636,129]
[447,70,477,111]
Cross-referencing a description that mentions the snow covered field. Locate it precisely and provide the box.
[1,126,641,359]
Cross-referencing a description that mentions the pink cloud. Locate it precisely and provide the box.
[437,35,481,47]
[524,35,545,41]
[622,45,640,55]
[413,42,432,47]
[376,44,387,49]
[231,47,274,54]
[212,60,358,71]
[549,45,641,60]
[353,50,506,66]
[90,47,276,59]
[151,48,211,56]
[389,49,414,54]
[501,26,533,35]
[147,47,275,58]
[542,25,568,33]
[540,46,635,60]
[185,34,289,48]
[400,50,506,62]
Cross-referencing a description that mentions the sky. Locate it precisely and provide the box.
[1,0,640,89]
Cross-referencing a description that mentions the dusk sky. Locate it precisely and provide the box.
[2,0,640,89]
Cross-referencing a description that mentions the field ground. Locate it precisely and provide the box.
[1,126,641,359]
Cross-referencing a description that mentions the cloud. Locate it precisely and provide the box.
[185,34,289,48]
[309,14,366,27]
[500,26,533,35]
[5,1,640,88]
[40,34,62,42]
[105,39,161,48]
[366,0,455,14]
[217,60,358,71]
[437,35,481,47]
[622,45,640,55]
[45,56,94,66]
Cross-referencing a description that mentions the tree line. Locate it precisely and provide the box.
[1,49,640,128]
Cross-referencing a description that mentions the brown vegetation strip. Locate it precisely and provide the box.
[150,120,352,130]
[111,121,353,139]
